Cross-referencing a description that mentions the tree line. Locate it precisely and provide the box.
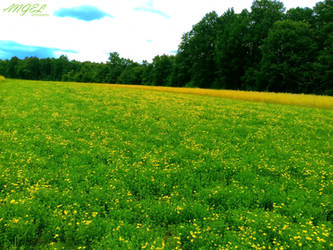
[0,0,332,95]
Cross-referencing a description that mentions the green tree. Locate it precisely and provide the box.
[259,20,317,93]
[286,7,314,24]
[0,60,7,76]
[106,52,133,83]
[23,57,40,80]
[118,64,144,85]
[39,58,52,80]
[7,57,20,78]
[50,55,71,81]
[313,0,333,46]
[177,11,219,88]
[215,9,250,89]
[151,55,174,86]
[243,0,285,88]
[142,61,153,85]
[171,36,192,87]
[313,33,333,95]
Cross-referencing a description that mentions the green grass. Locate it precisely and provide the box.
[0,79,332,249]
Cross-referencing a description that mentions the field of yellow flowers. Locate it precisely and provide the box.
[110,84,333,110]
[0,79,332,249]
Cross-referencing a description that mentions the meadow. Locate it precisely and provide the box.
[0,79,332,249]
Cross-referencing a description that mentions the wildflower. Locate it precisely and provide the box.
[84,220,92,225]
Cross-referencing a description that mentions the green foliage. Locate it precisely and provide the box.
[150,55,174,86]
[106,52,134,83]
[314,0,333,46]
[259,20,317,93]
[0,75,5,82]
[313,33,333,95]
[286,7,314,24]
[178,11,219,88]
[0,79,332,248]
[215,9,250,89]
[312,0,333,95]
[118,64,144,85]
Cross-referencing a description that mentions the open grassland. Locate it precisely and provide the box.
[0,79,332,249]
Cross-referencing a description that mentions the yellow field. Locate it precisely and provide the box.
[108,84,333,110]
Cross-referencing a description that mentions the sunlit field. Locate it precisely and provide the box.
[0,79,332,249]
[110,84,333,110]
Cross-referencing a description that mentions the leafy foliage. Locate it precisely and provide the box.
[259,20,317,93]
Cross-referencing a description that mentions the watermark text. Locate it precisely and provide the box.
[3,3,49,16]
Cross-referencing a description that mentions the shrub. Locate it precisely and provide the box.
[0,75,5,82]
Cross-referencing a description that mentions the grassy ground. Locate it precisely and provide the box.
[0,79,332,249]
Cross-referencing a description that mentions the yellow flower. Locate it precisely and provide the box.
[12,218,19,223]
[84,220,92,225]
[317,237,326,243]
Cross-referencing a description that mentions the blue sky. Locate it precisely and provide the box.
[54,5,112,21]
[0,40,78,60]
[0,0,321,62]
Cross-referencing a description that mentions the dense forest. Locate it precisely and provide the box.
[0,0,332,95]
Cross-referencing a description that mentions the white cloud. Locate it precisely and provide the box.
[0,0,320,62]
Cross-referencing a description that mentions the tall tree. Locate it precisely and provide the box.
[243,0,285,88]
[313,33,333,95]
[313,0,333,46]
[106,52,133,83]
[215,9,250,89]
[151,55,173,86]
[177,11,219,88]
[286,7,314,24]
[7,57,20,78]
[311,0,333,95]
[259,20,317,93]
[171,37,192,87]
[142,60,153,85]
[50,55,71,81]
[118,64,144,85]
[23,57,40,80]
[39,58,52,80]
